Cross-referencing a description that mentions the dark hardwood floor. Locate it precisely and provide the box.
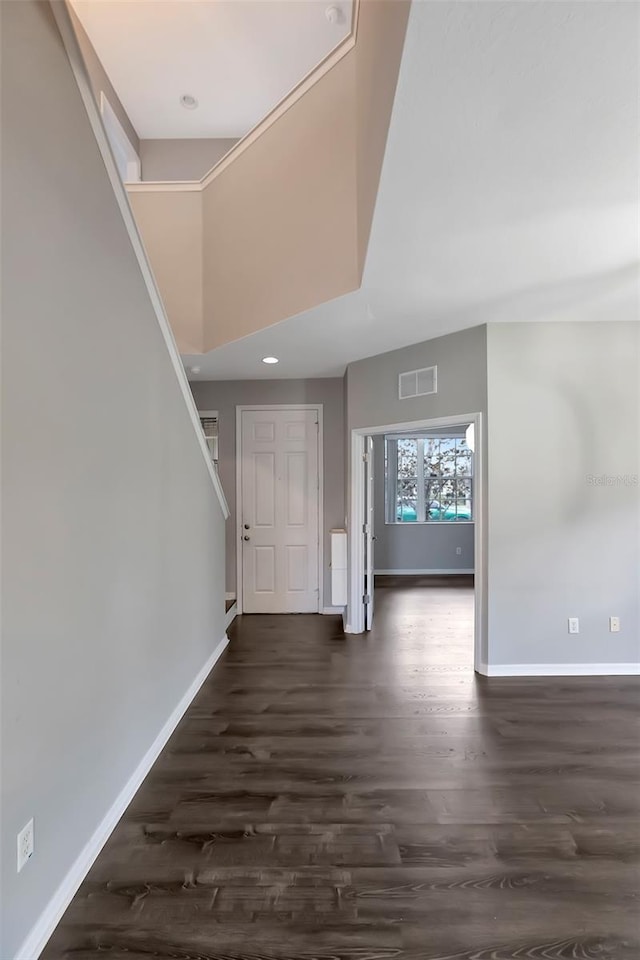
[42,580,640,959]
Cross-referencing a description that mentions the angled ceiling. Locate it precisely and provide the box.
[185,0,639,381]
[69,0,352,139]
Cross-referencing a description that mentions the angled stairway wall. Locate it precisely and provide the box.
[1,2,229,955]
[126,0,411,355]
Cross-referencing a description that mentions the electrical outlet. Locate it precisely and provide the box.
[609,616,620,633]
[17,818,34,872]
[455,547,462,556]
[568,618,579,635]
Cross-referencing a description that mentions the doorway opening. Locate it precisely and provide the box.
[347,414,483,673]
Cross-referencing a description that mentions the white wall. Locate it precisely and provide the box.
[486,321,639,668]
[0,3,227,955]
[190,378,345,604]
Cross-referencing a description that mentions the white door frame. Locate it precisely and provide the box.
[236,405,324,615]
[345,412,484,674]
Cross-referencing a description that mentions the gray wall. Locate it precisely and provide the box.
[69,4,140,153]
[372,437,474,572]
[347,325,488,432]
[140,139,239,181]
[346,325,488,657]
[0,4,227,955]
[486,321,640,667]
[190,379,346,605]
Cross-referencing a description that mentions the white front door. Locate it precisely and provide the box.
[241,408,320,613]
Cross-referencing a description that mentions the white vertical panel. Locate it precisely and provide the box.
[254,546,275,594]
[287,545,308,592]
[253,452,275,527]
[286,452,307,527]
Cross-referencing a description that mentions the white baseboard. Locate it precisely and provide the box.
[14,634,230,960]
[224,602,238,629]
[375,568,474,576]
[477,662,640,677]
[225,592,236,602]
[322,605,345,615]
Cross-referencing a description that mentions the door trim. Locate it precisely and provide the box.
[345,412,484,676]
[236,405,324,615]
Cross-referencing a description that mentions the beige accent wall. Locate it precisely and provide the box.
[140,139,239,182]
[125,0,410,355]
[130,189,204,354]
[202,52,359,350]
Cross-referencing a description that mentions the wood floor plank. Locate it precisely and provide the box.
[41,580,640,959]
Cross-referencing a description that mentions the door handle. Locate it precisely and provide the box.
[243,535,250,541]
[244,524,250,530]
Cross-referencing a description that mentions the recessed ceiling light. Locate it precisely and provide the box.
[325,5,344,25]
[262,356,279,365]
[189,365,201,375]
[180,94,198,110]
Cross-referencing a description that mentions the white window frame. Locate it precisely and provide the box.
[386,435,474,524]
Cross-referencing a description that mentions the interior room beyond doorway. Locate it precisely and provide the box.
[348,415,483,672]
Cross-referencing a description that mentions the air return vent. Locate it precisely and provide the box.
[398,365,437,400]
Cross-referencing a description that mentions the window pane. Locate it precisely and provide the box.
[424,438,441,477]
[455,439,472,476]
[397,479,417,522]
[439,438,457,477]
[457,478,472,499]
[389,433,473,523]
[397,439,418,478]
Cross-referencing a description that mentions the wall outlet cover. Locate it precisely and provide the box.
[17,818,34,872]
[568,618,579,635]
[609,616,621,633]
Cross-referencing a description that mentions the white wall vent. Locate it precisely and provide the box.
[398,365,437,400]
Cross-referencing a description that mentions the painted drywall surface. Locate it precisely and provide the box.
[0,3,226,955]
[372,437,474,572]
[201,50,359,351]
[191,379,345,603]
[129,189,204,354]
[346,325,488,661]
[69,4,139,152]
[355,0,410,277]
[347,325,487,431]
[140,139,239,182]
[486,321,640,667]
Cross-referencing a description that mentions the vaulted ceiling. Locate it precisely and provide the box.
[184,0,639,380]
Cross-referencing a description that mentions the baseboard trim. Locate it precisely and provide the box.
[224,602,238,629]
[477,662,640,677]
[322,606,345,615]
[225,592,236,602]
[375,569,474,576]
[14,634,230,960]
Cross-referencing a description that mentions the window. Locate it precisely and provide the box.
[386,434,473,522]
[199,412,219,463]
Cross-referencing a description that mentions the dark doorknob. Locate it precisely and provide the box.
[243,535,250,541]
[244,524,250,530]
